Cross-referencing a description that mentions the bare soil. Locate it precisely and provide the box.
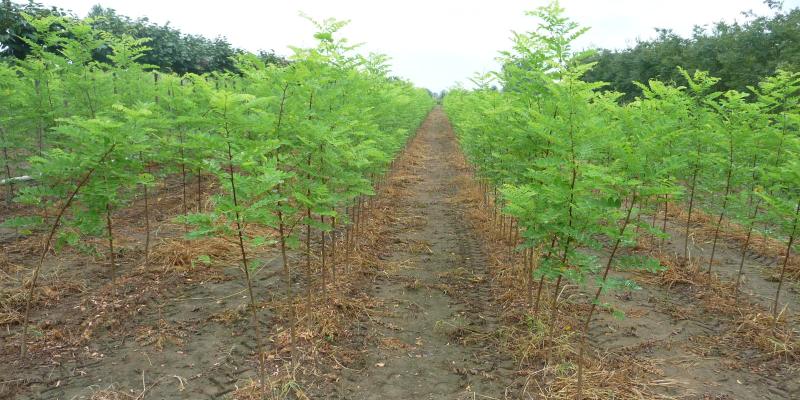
[318,108,518,399]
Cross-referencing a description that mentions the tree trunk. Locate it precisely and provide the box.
[534,236,558,317]
[661,194,669,249]
[708,142,735,274]
[577,191,637,400]
[140,152,151,266]
[196,168,202,212]
[179,132,187,232]
[20,145,115,357]
[683,167,699,261]
[526,248,534,308]
[772,200,799,321]
[226,141,267,391]
[106,204,117,296]
[305,204,312,304]
[546,274,563,365]
[735,200,761,301]
[320,215,327,298]
[0,126,13,207]
[331,216,337,284]
[277,209,297,367]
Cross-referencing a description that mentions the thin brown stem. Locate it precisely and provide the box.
[577,191,637,399]
[772,199,799,321]
[684,168,699,261]
[20,145,116,357]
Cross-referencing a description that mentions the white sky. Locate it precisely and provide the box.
[22,0,800,91]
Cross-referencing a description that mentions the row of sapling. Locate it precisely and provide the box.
[619,69,800,314]
[674,69,720,262]
[177,19,433,386]
[705,90,763,279]
[4,13,434,394]
[449,64,799,395]
[0,64,24,206]
[9,18,164,360]
[15,103,154,356]
[443,0,800,396]
[178,84,289,390]
[731,86,774,300]
[160,72,217,218]
[761,156,800,320]
[748,72,800,317]
[16,15,64,156]
[447,1,800,396]
[445,4,667,399]
[626,80,690,250]
[750,71,799,240]
[569,53,797,308]
[620,69,800,313]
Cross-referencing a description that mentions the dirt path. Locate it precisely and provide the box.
[329,108,517,399]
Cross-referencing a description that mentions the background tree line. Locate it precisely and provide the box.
[583,1,800,101]
[0,0,286,74]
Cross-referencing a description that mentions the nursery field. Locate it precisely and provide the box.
[1,2,799,400]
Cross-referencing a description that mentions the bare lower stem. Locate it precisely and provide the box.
[577,191,637,400]
[20,145,116,357]
[772,200,799,322]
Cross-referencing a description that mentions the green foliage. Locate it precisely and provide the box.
[0,1,287,73]
[584,6,800,101]
[446,3,664,309]
[3,13,433,263]
[446,2,800,333]
[3,5,433,370]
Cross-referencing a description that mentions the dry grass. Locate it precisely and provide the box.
[0,177,223,343]
[88,388,138,400]
[233,370,309,400]
[636,240,800,361]
[446,144,679,399]
[134,318,188,351]
[86,374,192,400]
[149,236,238,271]
[0,263,87,327]
[226,131,433,398]
[538,351,677,400]
[667,203,800,280]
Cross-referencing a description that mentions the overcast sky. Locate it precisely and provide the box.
[24,0,800,91]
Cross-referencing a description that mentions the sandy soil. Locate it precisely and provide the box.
[322,108,518,399]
